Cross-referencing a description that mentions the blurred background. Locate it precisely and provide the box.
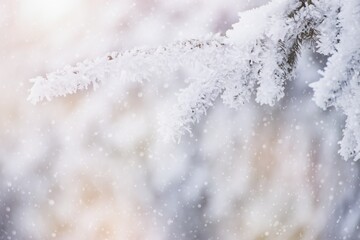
[0,0,359,239]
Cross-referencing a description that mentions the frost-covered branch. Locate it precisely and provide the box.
[28,0,360,161]
[311,0,360,161]
[28,37,226,104]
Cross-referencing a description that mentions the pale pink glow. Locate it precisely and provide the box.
[18,0,82,28]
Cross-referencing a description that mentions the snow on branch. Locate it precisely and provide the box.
[28,37,226,104]
[311,0,360,161]
[28,0,360,161]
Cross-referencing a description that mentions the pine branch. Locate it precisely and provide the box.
[28,0,360,161]
[28,37,226,104]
